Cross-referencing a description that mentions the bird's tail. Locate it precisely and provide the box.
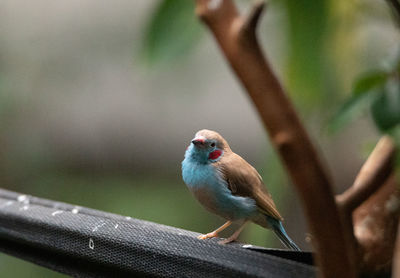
[266,215,301,251]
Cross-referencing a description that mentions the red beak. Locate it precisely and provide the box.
[192,138,206,148]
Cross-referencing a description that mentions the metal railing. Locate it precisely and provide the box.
[0,188,314,277]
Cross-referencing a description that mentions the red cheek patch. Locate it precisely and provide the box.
[209,149,222,160]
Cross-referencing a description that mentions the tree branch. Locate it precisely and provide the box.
[336,136,396,213]
[393,220,400,278]
[195,1,356,277]
[335,135,397,276]
[353,174,400,275]
[241,1,265,37]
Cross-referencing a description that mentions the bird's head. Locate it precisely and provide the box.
[185,129,230,164]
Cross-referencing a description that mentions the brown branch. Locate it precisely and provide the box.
[353,174,400,276]
[335,136,397,275]
[241,1,265,36]
[337,136,396,213]
[393,219,400,278]
[195,1,356,277]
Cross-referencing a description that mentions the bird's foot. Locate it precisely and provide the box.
[197,231,218,240]
[217,227,244,244]
[217,237,236,245]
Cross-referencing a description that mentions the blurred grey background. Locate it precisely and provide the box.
[0,0,398,276]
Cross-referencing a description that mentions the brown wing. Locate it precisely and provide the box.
[217,152,283,221]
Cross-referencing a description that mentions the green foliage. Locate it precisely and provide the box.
[328,90,375,134]
[371,79,400,132]
[352,71,388,96]
[282,0,330,107]
[141,0,203,66]
[329,62,400,134]
[390,126,400,169]
[328,70,389,133]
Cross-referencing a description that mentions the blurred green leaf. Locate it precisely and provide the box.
[371,79,400,131]
[389,126,400,173]
[282,0,329,108]
[352,71,388,96]
[328,90,375,133]
[328,70,390,133]
[142,0,203,65]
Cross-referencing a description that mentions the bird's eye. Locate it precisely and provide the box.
[210,142,216,147]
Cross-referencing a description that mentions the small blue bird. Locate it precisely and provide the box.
[182,129,300,250]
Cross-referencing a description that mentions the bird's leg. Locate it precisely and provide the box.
[218,221,248,244]
[197,221,232,240]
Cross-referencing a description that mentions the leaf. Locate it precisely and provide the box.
[352,71,388,96]
[141,0,203,66]
[328,90,375,133]
[389,126,400,172]
[327,70,389,133]
[282,0,330,108]
[371,79,400,132]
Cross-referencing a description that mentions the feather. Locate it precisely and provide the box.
[266,215,300,251]
[216,152,283,221]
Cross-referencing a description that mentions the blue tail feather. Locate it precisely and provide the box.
[266,215,300,251]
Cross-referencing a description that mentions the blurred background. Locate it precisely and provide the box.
[0,0,399,276]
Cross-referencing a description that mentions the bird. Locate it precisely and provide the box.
[181,129,300,250]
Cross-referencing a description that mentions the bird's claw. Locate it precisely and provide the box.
[197,232,218,240]
[217,237,236,245]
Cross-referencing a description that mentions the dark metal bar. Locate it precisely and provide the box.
[0,189,314,278]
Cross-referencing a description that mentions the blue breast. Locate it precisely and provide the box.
[182,150,257,220]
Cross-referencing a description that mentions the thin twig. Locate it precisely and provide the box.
[194,1,356,277]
